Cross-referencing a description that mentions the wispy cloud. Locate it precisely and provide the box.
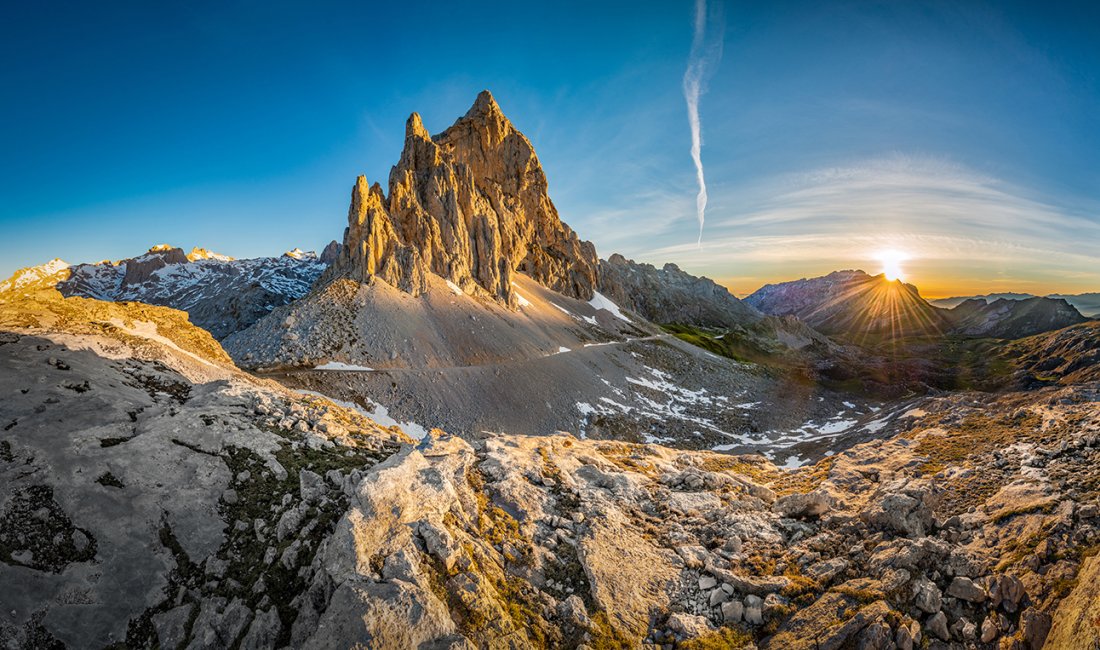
[633,154,1100,295]
[682,0,723,246]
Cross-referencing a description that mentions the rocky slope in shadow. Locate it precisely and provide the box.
[597,253,764,329]
[948,297,1089,340]
[932,292,1100,318]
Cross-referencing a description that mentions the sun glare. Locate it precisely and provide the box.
[875,249,909,282]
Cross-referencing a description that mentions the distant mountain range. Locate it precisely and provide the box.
[0,243,339,339]
[745,270,1090,341]
[931,292,1100,317]
[744,270,950,340]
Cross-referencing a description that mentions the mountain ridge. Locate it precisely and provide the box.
[1,244,340,339]
[931,291,1100,317]
[746,269,1089,342]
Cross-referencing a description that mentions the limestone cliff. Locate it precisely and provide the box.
[326,91,598,307]
[597,253,763,328]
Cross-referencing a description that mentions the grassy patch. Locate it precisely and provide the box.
[831,584,886,604]
[769,456,836,496]
[990,500,1057,525]
[678,626,755,650]
[911,411,1043,477]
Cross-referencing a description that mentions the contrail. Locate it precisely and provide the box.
[683,0,723,246]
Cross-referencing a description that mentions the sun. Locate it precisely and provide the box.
[874,249,909,282]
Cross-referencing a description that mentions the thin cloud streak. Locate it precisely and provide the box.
[682,0,723,246]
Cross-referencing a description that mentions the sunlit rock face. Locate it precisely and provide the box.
[326,90,599,307]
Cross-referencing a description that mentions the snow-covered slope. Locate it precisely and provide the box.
[53,245,335,339]
[0,259,70,299]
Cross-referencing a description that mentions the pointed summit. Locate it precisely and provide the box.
[405,112,430,140]
[331,90,598,305]
[467,89,503,119]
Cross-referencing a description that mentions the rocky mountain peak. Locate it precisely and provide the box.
[186,247,234,262]
[123,246,188,285]
[0,258,71,298]
[470,88,501,117]
[319,240,342,265]
[326,91,598,306]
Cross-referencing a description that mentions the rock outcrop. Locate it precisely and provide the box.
[318,240,341,265]
[597,253,762,328]
[0,289,409,649]
[325,90,598,307]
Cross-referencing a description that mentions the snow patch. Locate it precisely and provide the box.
[781,454,809,469]
[588,291,630,322]
[314,361,375,372]
[862,417,890,433]
[445,279,464,296]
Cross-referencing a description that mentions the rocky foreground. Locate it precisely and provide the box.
[2,289,1100,649]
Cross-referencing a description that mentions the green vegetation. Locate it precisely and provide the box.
[662,322,789,367]
[911,411,1043,479]
[665,321,1020,399]
[678,626,754,650]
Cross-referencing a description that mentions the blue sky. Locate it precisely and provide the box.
[2,1,1099,296]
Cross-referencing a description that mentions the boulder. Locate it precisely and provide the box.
[1021,608,1052,650]
[912,577,942,614]
[775,489,834,519]
[926,611,949,641]
[946,576,986,602]
[861,492,933,537]
[721,599,744,623]
[666,613,714,639]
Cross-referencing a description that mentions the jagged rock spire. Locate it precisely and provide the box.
[327,91,598,306]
